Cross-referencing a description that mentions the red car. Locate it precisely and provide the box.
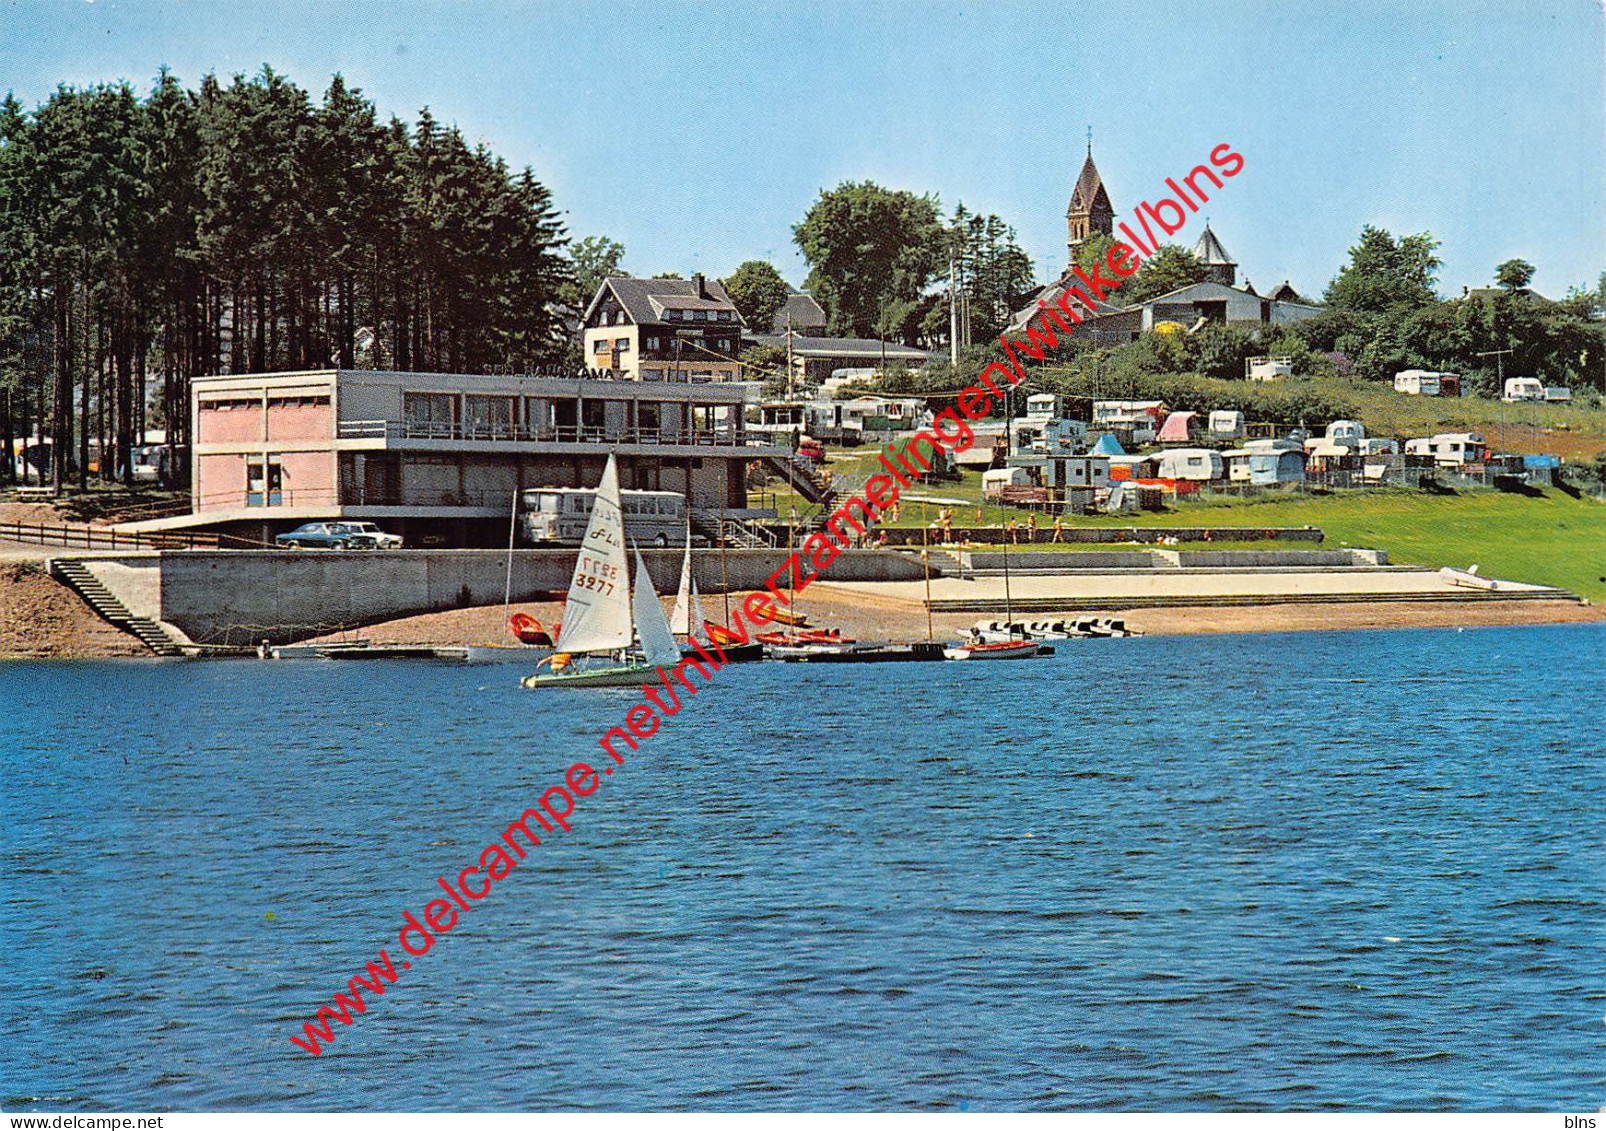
[797,438,826,464]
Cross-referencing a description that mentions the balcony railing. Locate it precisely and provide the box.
[338,420,773,448]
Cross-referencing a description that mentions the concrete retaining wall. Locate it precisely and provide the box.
[962,551,1159,571]
[877,525,1324,546]
[73,547,930,644]
[1173,549,1389,568]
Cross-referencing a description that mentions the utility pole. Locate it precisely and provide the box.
[1477,348,1514,451]
[949,251,959,368]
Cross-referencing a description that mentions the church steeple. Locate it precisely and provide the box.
[1066,137,1115,265]
[1191,222,1237,286]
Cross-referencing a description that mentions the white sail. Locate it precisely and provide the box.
[553,455,634,655]
[631,546,682,667]
[690,578,710,644]
[669,527,693,637]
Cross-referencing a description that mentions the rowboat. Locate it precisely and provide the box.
[943,639,1043,660]
[521,454,682,690]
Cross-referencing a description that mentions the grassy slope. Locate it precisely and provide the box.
[1110,487,1606,601]
[1294,377,1606,461]
[774,455,1606,600]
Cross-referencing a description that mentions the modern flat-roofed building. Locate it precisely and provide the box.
[119,368,800,546]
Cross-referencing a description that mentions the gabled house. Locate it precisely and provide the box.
[582,274,746,381]
[772,290,829,335]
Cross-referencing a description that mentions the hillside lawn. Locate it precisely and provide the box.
[768,456,1606,601]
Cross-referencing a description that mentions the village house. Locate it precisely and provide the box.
[582,275,746,381]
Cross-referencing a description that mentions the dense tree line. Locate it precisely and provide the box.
[0,66,571,490]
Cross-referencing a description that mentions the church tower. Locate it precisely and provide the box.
[1191,223,1238,286]
[1066,138,1115,265]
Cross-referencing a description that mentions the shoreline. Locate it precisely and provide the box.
[1,561,1598,661]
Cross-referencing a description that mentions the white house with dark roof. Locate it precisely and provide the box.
[582,274,746,381]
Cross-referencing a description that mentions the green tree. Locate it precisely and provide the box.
[723,260,791,331]
[1124,244,1209,304]
[561,234,624,309]
[793,181,943,338]
[1495,258,1536,290]
[1324,226,1441,314]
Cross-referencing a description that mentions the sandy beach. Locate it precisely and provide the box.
[303,581,1602,649]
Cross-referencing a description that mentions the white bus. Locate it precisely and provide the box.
[519,486,688,547]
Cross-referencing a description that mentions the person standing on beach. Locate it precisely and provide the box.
[1052,515,1063,543]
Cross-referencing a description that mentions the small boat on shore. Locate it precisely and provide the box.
[972,616,1142,641]
[943,638,1043,661]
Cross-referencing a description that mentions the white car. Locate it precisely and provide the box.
[336,522,403,549]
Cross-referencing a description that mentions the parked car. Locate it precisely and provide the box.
[275,522,403,550]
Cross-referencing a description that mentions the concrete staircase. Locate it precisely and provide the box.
[763,452,835,505]
[49,558,186,656]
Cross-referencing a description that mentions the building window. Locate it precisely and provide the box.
[691,309,706,321]
[615,311,626,325]
[593,338,607,353]
[716,310,731,321]
[403,392,458,437]
[615,337,630,353]
[582,400,608,433]
[638,401,662,434]
[246,455,283,506]
[465,395,516,438]
[645,336,661,351]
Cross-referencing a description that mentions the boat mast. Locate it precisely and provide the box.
[502,486,518,638]
[920,496,933,642]
[999,494,1016,635]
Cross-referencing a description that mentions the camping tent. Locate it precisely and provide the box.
[1091,433,1125,456]
[1157,411,1197,443]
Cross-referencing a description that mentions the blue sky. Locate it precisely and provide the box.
[4,0,1603,300]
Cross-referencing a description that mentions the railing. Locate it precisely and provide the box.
[338,420,777,448]
[0,520,221,550]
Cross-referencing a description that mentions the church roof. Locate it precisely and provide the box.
[1192,224,1236,266]
[1067,153,1112,217]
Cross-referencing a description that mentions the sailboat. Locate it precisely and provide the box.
[521,454,681,688]
[944,496,1043,660]
[668,524,764,662]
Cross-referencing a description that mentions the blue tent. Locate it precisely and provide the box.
[1091,433,1125,456]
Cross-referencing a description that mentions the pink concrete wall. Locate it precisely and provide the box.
[267,402,332,441]
[198,453,246,510]
[197,403,264,443]
[278,450,334,508]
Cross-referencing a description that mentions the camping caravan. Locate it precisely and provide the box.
[1155,448,1224,481]
[1248,448,1305,486]
[1430,432,1487,466]
[1092,400,1164,445]
[1311,420,1365,451]
[982,466,1030,501]
[1503,377,1546,402]
[1387,371,1464,398]
[1208,410,1245,439]
[1222,449,1253,483]
[1407,432,1486,466]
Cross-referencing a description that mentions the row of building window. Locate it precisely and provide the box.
[401,392,732,431]
[595,336,737,355]
[600,307,736,327]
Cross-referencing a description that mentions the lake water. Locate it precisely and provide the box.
[2,623,1603,1112]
